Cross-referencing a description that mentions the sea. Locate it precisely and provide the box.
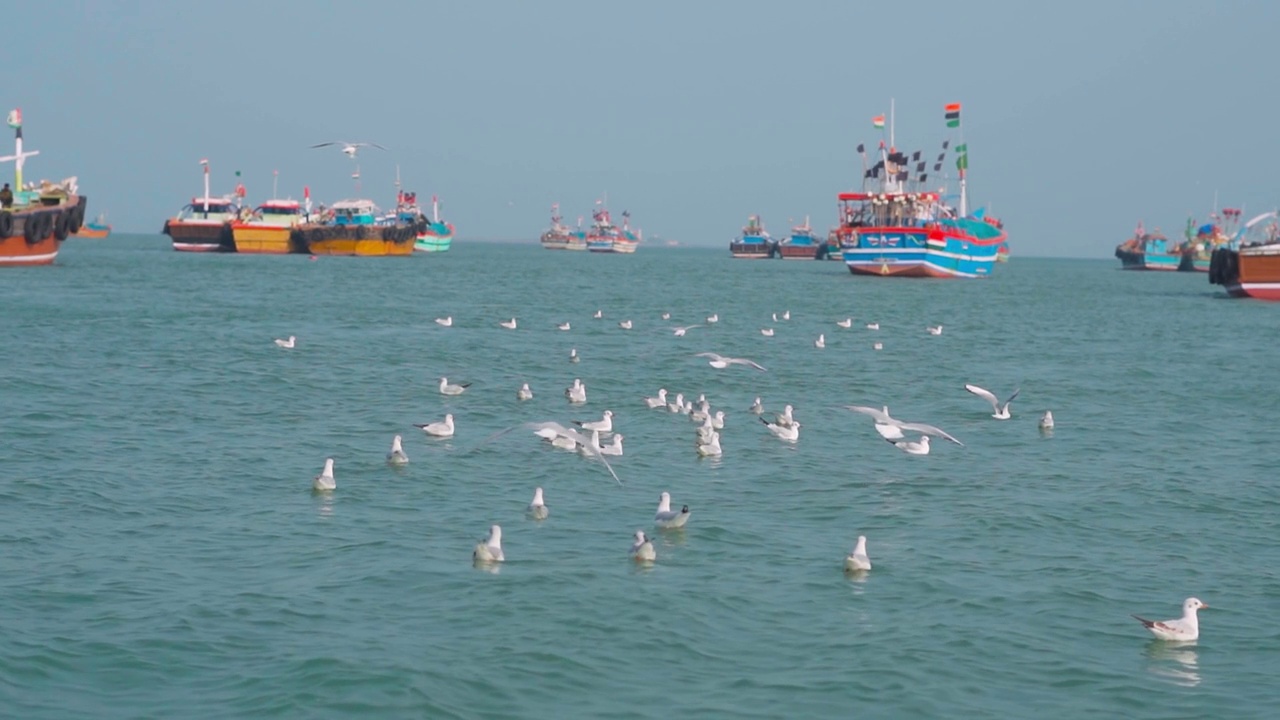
[2,237,1278,719]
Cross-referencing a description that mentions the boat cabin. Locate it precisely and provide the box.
[329,199,377,226]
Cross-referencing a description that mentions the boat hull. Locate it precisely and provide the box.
[587,239,614,252]
[293,224,416,256]
[730,241,776,259]
[166,220,232,252]
[1210,245,1280,300]
[0,197,87,267]
[1115,247,1179,270]
[231,223,299,254]
[73,224,111,239]
[611,239,638,254]
[778,243,821,260]
[842,224,1003,278]
[414,233,452,253]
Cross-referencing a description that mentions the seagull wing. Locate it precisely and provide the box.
[695,352,724,361]
[369,143,388,150]
[964,384,1000,411]
[873,423,905,440]
[845,405,893,423]
[309,142,340,148]
[897,421,965,446]
[1003,388,1021,408]
[731,357,767,371]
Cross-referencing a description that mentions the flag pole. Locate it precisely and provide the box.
[889,97,895,151]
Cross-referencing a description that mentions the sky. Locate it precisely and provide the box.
[7,0,1278,257]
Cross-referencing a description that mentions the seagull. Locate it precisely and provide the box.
[414,413,455,437]
[749,397,764,414]
[312,458,336,491]
[439,377,471,395]
[386,435,409,465]
[557,322,571,331]
[1039,411,1055,431]
[565,378,587,404]
[771,312,778,322]
[517,382,533,401]
[528,487,549,520]
[618,320,633,330]
[837,318,853,328]
[887,435,930,455]
[654,492,691,529]
[844,535,871,572]
[965,384,1020,420]
[845,405,964,445]
[310,141,388,158]
[645,388,668,409]
[569,348,579,363]
[672,324,701,337]
[496,421,621,483]
[573,409,614,433]
[705,313,719,324]
[696,352,766,371]
[536,426,579,451]
[775,404,796,427]
[667,392,686,413]
[782,310,791,320]
[1133,598,1207,641]
[500,318,517,329]
[760,328,775,337]
[927,325,943,335]
[696,430,722,456]
[472,524,504,563]
[873,342,883,351]
[597,432,624,456]
[631,530,657,562]
[761,416,800,442]
[274,335,296,349]
[435,316,453,327]
[593,309,603,319]
[866,322,880,330]
[814,333,825,349]
[709,410,725,430]
[661,312,671,320]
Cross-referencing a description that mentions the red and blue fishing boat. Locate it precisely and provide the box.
[835,102,1006,278]
[730,214,777,259]
[1114,221,1179,270]
[778,216,831,259]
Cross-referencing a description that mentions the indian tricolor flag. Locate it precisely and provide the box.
[872,115,886,129]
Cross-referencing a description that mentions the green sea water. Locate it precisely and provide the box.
[2,237,1278,718]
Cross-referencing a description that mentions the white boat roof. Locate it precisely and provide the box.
[331,199,377,211]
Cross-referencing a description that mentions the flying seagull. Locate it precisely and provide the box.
[310,141,388,158]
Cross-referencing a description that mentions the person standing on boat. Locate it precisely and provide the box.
[0,183,12,208]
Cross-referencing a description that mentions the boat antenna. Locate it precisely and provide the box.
[272,169,279,200]
[200,158,210,213]
[889,97,895,151]
[0,109,39,190]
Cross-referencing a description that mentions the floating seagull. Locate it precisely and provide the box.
[500,318,517,329]
[661,312,671,320]
[274,335,296,349]
[760,328,775,337]
[1134,598,1207,641]
[1039,411,1055,431]
[672,324,700,337]
[775,404,796,427]
[709,410,725,429]
[439,377,471,395]
[837,318,853,328]
[782,310,791,320]
[415,413,455,437]
[435,316,453,327]
[618,320,633,330]
[654,491,691,528]
[517,382,533,401]
[845,405,964,445]
[696,352,766,371]
[927,325,943,335]
[844,535,871,572]
[814,333,825,349]
[631,530,656,563]
[965,384,1020,420]
[866,322,880,330]
[667,392,687,413]
[386,435,409,465]
[472,524,505,563]
[597,432,624,456]
[761,416,800,442]
[313,458,336,491]
[887,435,930,455]
[565,378,587,404]
[705,313,719,324]
[873,342,883,350]
[771,312,778,322]
[645,388,668,409]
[749,397,764,414]
[491,421,621,483]
[593,309,603,319]
[528,487,549,520]
[310,140,387,158]
[569,348,579,363]
[573,409,614,433]
[557,321,571,331]
[696,431,722,456]
[535,426,579,451]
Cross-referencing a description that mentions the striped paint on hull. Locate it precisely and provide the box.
[0,234,59,266]
[414,234,452,252]
[842,227,1000,278]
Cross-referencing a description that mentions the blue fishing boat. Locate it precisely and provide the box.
[777,217,829,260]
[730,214,777,259]
[1115,222,1179,270]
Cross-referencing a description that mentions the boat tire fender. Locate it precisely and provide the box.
[68,204,84,234]
[0,211,11,238]
[54,211,71,241]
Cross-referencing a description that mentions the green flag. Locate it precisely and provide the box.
[956,154,968,171]
[235,170,242,177]
[955,144,967,154]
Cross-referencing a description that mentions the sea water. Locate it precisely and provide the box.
[1,238,1277,718]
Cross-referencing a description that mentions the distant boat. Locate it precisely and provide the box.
[586,201,639,254]
[231,197,307,254]
[1115,221,1178,271]
[74,212,111,239]
[777,216,828,260]
[540,203,586,250]
[1177,207,1241,272]
[414,194,453,253]
[730,214,777,259]
[293,198,416,256]
[996,241,1009,262]
[163,160,238,252]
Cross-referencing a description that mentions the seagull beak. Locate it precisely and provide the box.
[1200,602,1209,609]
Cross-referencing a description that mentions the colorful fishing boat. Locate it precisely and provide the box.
[230,193,309,254]
[1208,211,1280,300]
[996,242,1009,263]
[414,194,453,253]
[1178,208,1241,272]
[730,215,777,259]
[0,109,88,267]
[777,216,828,259]
[293,198,416,256]
[540,203,573,250]
[585,202,639,253]
[163,160,238,252]
[73,212,111,239]
[1114,222,1179,270]
[837,102,1005,278]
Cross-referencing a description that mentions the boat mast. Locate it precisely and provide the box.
[272,169,279,200]
[432,195,439,223]
[2,109,39,190]
[889,97,895,152]
[201,158,210,213]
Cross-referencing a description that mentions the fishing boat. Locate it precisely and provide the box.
[1208,211,1280,300]
[585,202,639,253]
[0,109,88,267]
[73,212,111,239]
[730,214,777,259]
[777,216,827,259]
[292,198,416,256]
[540,203,572,249]
[1178,208,1241,272]
[414,194,453,253]
[996,242,1009,262]
[230,193,309,254]
[837,102,1006,278]
[1114,221,1179,270]
[163,160,239,252]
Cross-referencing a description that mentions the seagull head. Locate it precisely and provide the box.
[1185,597,1208,612]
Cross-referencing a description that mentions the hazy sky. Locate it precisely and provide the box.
[7,0,1277,256]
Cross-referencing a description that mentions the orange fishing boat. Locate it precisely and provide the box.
[162,159,238,252]
[231,193,308,254]
[73,213,111,239]
[0,108,88,267]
